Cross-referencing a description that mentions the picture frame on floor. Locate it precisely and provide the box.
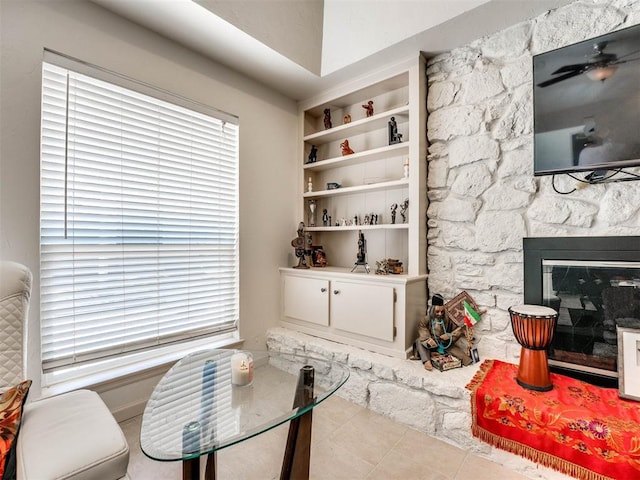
[617,326,640,401]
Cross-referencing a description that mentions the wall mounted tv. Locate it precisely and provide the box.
[533,24,640,176]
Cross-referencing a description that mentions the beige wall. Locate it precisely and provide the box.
[197,0,324,75]
[0,0,298,409]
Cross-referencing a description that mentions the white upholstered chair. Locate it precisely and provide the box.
[0,261,130,480]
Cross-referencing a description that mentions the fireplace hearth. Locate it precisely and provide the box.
[524,236,640,387]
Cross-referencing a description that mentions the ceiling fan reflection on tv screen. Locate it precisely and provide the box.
[537,41,638,88]
[533,23,640,182]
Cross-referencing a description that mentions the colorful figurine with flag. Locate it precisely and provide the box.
[462,299,481,363]
[463,300,481,327]
[441,291,484,365]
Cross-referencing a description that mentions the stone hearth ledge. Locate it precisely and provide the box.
[266,327,572,480]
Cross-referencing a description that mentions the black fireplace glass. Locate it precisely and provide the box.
[542,260,640,378]
[524,236,640,387]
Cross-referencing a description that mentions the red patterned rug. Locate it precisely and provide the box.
[466,359,640,480]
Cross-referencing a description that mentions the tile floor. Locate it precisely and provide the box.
[120,394,530,480]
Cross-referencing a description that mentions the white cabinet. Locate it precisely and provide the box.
[280,268,427,358]
[283,275,328,326]
[283,274,393,340]
[281,55,428,359]
[330,281,394,341]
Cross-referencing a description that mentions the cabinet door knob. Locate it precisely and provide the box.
[320,287,327,293]
[333,290,340,295]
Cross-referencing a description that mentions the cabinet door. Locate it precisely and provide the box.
[331,281,394,341]
[283,275,329,326]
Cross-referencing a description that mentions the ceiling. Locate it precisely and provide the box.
[91,0,574,101]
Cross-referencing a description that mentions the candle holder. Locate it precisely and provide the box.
[230,351,254,387]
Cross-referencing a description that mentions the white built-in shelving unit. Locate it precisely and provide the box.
[280,55,428,358]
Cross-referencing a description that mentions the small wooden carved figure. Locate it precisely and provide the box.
[313,248,327,267]
[340,139,355,156]
[307,145,318,164]
[388,116,403,145]
[323,108,332,129]
[343,114,352,124]
[362,100,374,117]
[390,203,398,224]
[400,198,409,223]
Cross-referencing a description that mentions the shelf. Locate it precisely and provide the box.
[304,143,408,172]
[303,72,409,117]
[303,105,409,144]
[280,266,427,284]
[303,178,409,199]
[306,224,408,232]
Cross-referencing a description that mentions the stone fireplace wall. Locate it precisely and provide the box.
[425,0,640,365]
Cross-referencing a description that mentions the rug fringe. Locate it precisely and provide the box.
[471,425,614,480]
[465,358,494,393]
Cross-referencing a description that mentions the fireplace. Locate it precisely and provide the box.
[523,236,640,387]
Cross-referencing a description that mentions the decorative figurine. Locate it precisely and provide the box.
[323,108,332,129]
[375,259,390,275]
[343,114,351,124]
[322,209,329,226]
[412,294,472,371]
[375,258,403,275]
[307,176,313,193]
[403,158,409,179]
[351,230,370,273]
[307,145,318,164]
[340,139,355,156]
[312,247,327,267]
[308,199,317,227]
[388,117,403,145]
[390,203,398,224]
[291,222,310,269]
[387,258,403,274]
[400,198,409,223]
[362,100,374,117]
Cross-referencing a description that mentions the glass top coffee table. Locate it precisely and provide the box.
[140,348,350,480]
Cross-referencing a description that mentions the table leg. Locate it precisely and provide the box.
[182,452,216,480]
[205,451,217,480]
[280,365,315,480]
[181,449,216,480]
[182,458,199,480]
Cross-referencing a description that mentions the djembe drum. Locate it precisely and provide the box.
[509,304,558,392]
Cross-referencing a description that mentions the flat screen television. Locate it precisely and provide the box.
[533,24,640,176]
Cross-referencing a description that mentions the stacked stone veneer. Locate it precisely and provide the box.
[426,0,640,366]
[267,327,571,480]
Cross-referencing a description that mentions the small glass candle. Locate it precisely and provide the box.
[230,351,254,386]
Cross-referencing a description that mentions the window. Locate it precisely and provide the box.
[40,52,239,375]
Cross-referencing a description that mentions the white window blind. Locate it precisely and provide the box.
[40,53,239,372]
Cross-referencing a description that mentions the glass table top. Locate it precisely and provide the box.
[140,348,350,462]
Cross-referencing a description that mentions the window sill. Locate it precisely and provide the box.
[41,333,243,398]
